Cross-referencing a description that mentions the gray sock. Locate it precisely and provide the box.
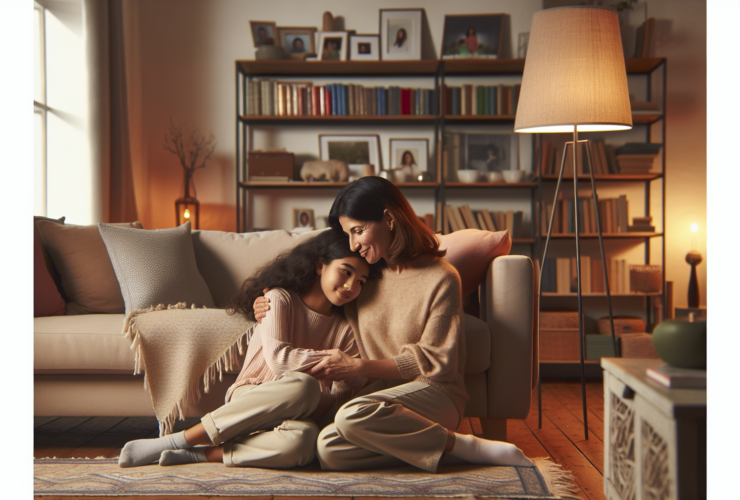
[159,447,209,466]
[118,431,192,468]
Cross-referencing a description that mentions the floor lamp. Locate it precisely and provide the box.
[514,6,633,440]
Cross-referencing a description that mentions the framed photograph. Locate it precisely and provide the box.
[349,34,380,61]
[250,21,278,47]
[318,31,348,61]
[389,138,429,182]
[319,134,381,178]
[441,14,505,59]
[277,27,317,58]
[293,208,315,230]
[379,9,423,61]
[464,133,518,173]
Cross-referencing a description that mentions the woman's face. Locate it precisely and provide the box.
[319,256,369,306]
[403,152,412,165]
[467,27,476,37]
[339,215,393,265]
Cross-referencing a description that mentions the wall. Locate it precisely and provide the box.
[122,0,706,307]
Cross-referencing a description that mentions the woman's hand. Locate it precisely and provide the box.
[310,349,362,381]
[253,288,270,324]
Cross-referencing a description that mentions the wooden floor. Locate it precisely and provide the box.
[34,380,606,500]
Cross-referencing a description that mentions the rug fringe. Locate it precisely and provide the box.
[532,457,582,500]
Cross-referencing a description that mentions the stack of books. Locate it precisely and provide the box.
[246,80,437,117]
[628,216,656,233]
[442,84,521,116]
[539,257,631,294]
[443,205,523,237]
[542,194,629,234]
[539,139,619,176]
[615,143,662,174]
[646,365,706,389]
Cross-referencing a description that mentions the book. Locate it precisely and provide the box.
[646,365,706,389]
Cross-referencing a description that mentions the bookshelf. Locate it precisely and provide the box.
[235,57,668,344]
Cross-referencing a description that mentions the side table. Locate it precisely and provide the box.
[601,358,706,500]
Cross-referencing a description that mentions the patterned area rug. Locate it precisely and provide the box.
[34,457,579,498]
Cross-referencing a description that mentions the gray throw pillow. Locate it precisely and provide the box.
[99,221,215,315]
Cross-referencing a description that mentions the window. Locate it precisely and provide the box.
[34,2,47,216]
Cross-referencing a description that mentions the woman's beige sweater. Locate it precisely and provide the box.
[344,257,469,416]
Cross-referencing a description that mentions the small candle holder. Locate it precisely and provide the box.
[685,251,702,308]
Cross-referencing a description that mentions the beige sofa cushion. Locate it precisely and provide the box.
[34,314,134,372]
[464,314,491,374]
[192,229,321,307]
[36,221,143,315]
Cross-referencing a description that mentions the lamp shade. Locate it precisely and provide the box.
[514,6,632,133]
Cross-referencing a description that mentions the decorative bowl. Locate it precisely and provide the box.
[503,170,526,183]
[457,169,480,183]
[486,171,504,182]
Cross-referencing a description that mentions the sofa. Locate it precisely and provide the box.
[34,224,537,441]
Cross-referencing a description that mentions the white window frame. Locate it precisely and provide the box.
[34,1,48,216]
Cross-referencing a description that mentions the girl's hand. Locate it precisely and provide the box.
[253,288,271,324]
[309,349,362,380]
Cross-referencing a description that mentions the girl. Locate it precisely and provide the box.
[118,230,377,469]
[255,177,531,472]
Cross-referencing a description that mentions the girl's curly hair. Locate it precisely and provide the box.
[227,230,381,321]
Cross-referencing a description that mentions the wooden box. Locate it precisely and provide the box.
[540,310,580,330]
[597,316,646,335]
[619,333,659,359]
[248,151,296,180]
[540,329,582,362]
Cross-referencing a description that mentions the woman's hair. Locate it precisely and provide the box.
[401,150,416,166]
[227,230,380,321]
[328,176,445,266]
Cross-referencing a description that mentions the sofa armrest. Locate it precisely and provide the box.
[479,255,534,419]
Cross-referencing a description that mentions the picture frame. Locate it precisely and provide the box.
[349,34,380,61]
[441,14,505,59]
[319,134,381,178]
[318,31,349,61]
[250,21,279,47]
[277,26,317,58]
[389,138,430,182]
[293,208,315,230]
[379,9,423,61]
[464,133,518,174]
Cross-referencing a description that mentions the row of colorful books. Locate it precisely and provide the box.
[539,256,631,295]
[443,205,524,237]
[442,84,521,116]
[246,80,438,117]
[542,195,630,234]
[539,140,662,176]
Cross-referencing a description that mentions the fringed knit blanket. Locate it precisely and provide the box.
[122,303,255,436]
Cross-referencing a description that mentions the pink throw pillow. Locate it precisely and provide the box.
[437,229,512,297]
[34,229,66,317]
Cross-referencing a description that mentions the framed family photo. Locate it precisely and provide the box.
[464,133,518,173]
[349,34,380,61]
[379,9,422,61]
[319,134,381,178]
[293,208,315,231]
[318,31,348,61]
[441,14,505,59]
[390,138,429,182]
[250,21,278,47]
[277,27,317,58]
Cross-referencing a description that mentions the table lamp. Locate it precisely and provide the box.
[514,6,633,439]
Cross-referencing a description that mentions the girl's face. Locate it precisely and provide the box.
[339,215,393,265]
[318,256,369,306]
[403,153,411,165]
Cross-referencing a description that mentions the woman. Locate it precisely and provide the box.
[397,150,420,180]
[465,26,479,54]
[254,177,531,473]
[118,230,378,469]
[389,28,407,53]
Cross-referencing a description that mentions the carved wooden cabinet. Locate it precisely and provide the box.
[602,358,706,500]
